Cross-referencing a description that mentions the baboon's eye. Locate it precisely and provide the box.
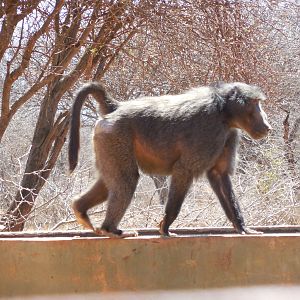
[248,99,261,114]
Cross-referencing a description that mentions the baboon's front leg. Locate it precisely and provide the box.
[207,169,262,234]
[159,171,192,237]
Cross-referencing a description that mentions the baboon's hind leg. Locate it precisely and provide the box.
[99,168,139,238]
[72,177,108,232]
[93,128,140,238]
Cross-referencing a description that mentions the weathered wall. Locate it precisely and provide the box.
[0,230,300,297]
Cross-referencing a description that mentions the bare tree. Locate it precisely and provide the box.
[0,0,153,230]
[0,0,299,231]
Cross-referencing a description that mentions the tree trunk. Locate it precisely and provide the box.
[0,1,136,231]
[0,116,9,142]
[0,83,69,230]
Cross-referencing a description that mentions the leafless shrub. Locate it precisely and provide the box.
[0,1,299,231]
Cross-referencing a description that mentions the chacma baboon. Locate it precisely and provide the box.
[69,82,271,237]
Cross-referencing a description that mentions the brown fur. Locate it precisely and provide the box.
[69,82,271,237]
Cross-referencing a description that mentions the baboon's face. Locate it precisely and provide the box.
[230,99,272,139]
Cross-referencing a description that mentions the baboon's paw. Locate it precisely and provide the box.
[158,225,177,238]
[158,219,176,237]
[95,228,137,238]
[159,231,178,238]
[160,234,175,239]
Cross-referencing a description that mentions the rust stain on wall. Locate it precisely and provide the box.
[0,230,300,297]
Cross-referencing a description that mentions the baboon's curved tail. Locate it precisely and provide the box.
[69,82,118,173]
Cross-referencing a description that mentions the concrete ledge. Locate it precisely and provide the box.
[1,227,300,297]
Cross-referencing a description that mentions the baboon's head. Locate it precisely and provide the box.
[224,83,272,139]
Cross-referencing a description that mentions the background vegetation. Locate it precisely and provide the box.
[0,0,299,232]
